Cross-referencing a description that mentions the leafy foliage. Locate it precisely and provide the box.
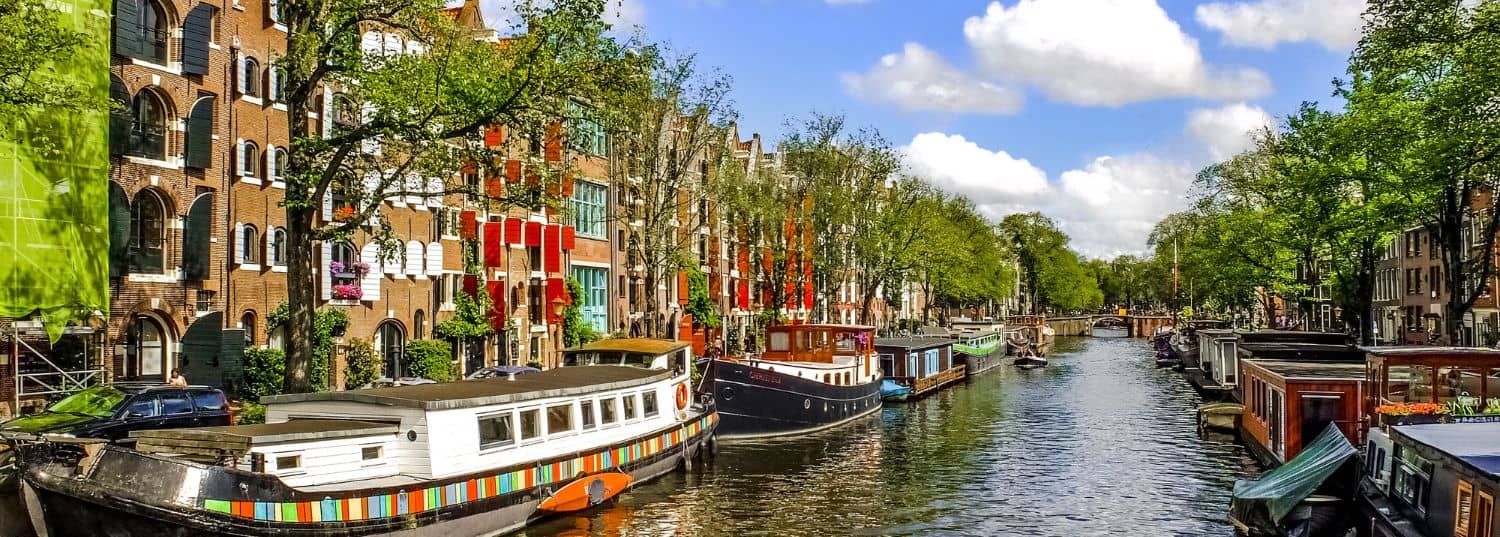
[434,282,496,340]
[268,303,348,391]
[682,265,720,330]
[342,338,381,389]
[0,0,103,121]
[405,339,455,382]
[241,348,286,401]
[562,276,600,347]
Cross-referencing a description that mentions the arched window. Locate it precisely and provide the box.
[240,311,256,347]
[241,57,260,96]
[332,242,357,287]
[139,0,169,64]
[271,146,287,179]
[376,321,405,379]
[331,93,358,128]
[128,90,168,159]
[413,310,425,340]
[127,315,168,379]
[129,190,167,274]
[239,141,259,178]
[269,228,286,266]
[239,224,259,264]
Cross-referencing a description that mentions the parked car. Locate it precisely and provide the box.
[0,384,232,442]
[360,377,437,389]
[465,366,540,380]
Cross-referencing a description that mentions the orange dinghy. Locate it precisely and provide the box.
[536,472,634,513]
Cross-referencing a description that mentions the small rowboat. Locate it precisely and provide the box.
[1013,356,1048,369]
[537,471,634,513]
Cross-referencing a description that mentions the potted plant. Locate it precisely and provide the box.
[1376,402,1447,426]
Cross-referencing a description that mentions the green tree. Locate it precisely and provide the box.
[268,304,348,392]
[1353,0,1500,342]
[405,339,455,382]
[999,212,1100,314]
[273,0,626,393]
[562,276,600,347]
[342,338,381,389]
[682,265,721,331]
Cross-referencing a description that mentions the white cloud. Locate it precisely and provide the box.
[961,0,1271,106]
[902,132,1049,204]
[1196,0,1365,50]
[842,43,1024,115]
[1185,102,1273,161]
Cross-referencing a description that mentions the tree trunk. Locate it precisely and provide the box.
[282,209,316,393]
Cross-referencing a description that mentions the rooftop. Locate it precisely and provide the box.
[875,337,953,350]
[130,419,396,445]
[1244,360,1366,381]
[1397,422,1500,478]
[263,366,668,410]
[566,338,689,356]
[1364,346,1500,358]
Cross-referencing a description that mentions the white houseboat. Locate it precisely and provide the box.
[8,339,716,536]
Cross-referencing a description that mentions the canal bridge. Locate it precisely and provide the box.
[1046,315,1172,338]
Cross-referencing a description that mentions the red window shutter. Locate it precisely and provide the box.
[737,280,749,309]
[804,281,814,310]
[463,275,478,297]
[483,222,504,268]
[485,177,504,199]
[562,172,575,197]
[738,249,749,273]
[504,218,523,245]
[546,278,565,323]
[460,211,478,240]
[561,226,576,250]
[486,280,507,330]
[543,225,561,273]
[525,222,542,247]
[525,171,540,187]
[544,123,563,162]
[506,160,521,183]
[484,124,505,148]
[677,271,689,305]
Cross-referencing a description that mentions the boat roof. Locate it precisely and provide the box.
[564,338,688,355]
[1364,346,1500,358]
[130,419,397,445]
[874,337,952,350]
[1239,342,1364,361]
[1396,423,1500,478]
[768,323,875,331]
[1199,329,1238,336]
[263,366,670,410]
[1244,360,1366,382]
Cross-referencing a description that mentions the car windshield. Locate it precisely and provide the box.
[47,387,129,418]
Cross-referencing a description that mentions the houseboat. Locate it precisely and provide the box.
[1231,423,1360,537]
[1183,329,1238,399]
[874,338,965,401]
[1240,360,1367,467]
[706,324,883,439]
[7,339,716,536]
[1362,422,1500,537]
[948,322,1007,378]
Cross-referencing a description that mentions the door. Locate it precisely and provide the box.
[1299,393,1344,453]
[1269,390,1285,460]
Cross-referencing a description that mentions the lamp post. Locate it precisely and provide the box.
[551,297,568,368]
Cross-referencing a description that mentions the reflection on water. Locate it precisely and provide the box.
[525,333,1260,536]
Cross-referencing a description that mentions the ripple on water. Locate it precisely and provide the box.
[522,335,1260,537]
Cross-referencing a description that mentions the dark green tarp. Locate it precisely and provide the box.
[1230,423,1356,528]
[0,0,111,341]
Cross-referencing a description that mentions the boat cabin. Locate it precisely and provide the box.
[874,338,964,398]
[132,420,401,488]
[561,338,694,373]
[1366,423,1500,537]
[757,324,877,382]
[1365,347,1500,422]
[1240,360,1367,465]
[1198,329,1240,391]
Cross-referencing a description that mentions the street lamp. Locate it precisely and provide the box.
[551,297,568,368]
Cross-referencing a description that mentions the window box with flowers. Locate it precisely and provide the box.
[329,261,372,304]
[333,206,357,222]
[1376,402,1447,426]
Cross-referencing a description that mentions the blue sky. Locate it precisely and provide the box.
[511,0,1367,257]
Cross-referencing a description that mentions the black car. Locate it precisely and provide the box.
[0,384,231,442]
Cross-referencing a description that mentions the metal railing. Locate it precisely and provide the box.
[18,370,105,397]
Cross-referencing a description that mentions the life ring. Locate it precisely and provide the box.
[675,382,690,410]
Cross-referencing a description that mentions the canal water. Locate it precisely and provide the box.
[526,330,1262,536]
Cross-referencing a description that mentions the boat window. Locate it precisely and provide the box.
[547,404,573,435]
[1476,492,1495,537]
[478,412,515,449]
[276,455,301,470]
[1393,445,1433,512]
[160,392,194,415]
[1386,365,1433,404]
[643,391,658,417]
[361,445,382,461]
[769,332,790,352]
[520,409,542,441]
[123,396,160,419]
[1457,480,1474,536]
[600,398,618,424]
[623,394,637,420]
[581,401,596,429]
[835,332,855,352]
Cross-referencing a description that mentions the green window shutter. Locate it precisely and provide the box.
[109,77,130,156]
[185,97,214,168]
[183,193,213,280]
[112,0,141,59]
[180,313,224,387]
[108,183,131,277]
[181,4,213,75]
